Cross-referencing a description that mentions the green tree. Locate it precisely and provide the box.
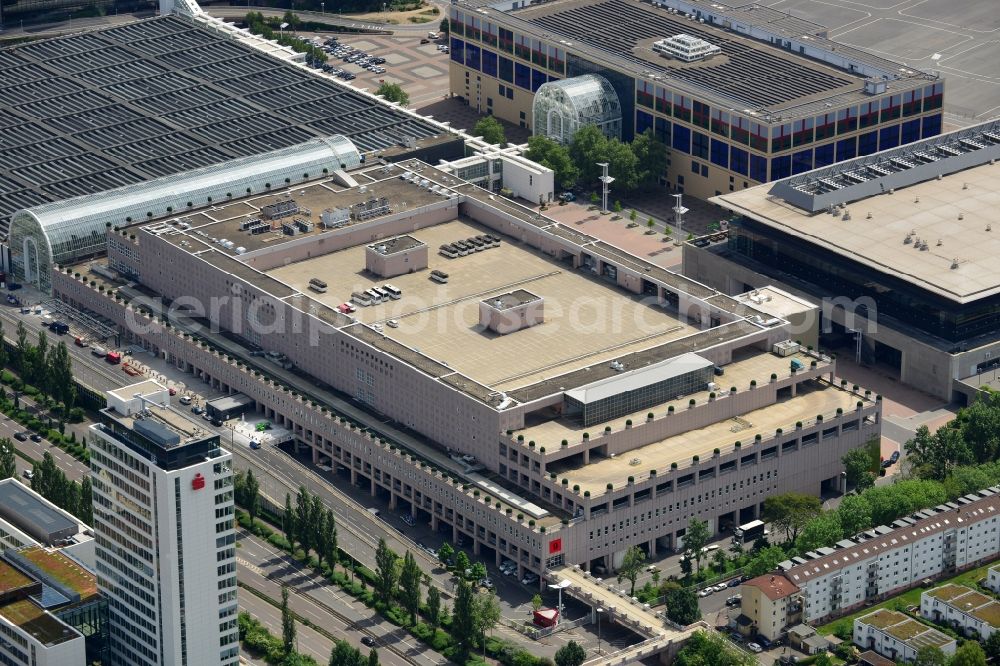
[294,486,312,555]
[554,641,587,666]
[281,586,296,655]
[0,322,6,370]
[712,549,727,574]
[283,493,296,547]
[605,138,640,192]
[329,639,365,666]
[46,342,74,408]
[472,116,506,145]
[78,476,93,526]
[244,469,260,524]
[14,321,28,375]
[796,511,843,552]
[525,135,578,190]
[569,125,610,185]
[744,545,786,577]
[959,388,1000,464]
[470,561,487,583]
[425,586,442,629]
[0,439,15,480]
[675,630,756,666]
[367,647,378,666]
[982,631,1000,662]
[472,590,501,655]
[684,518,711,573]
[613,200,622,214]
[906,424,974,480]
[439,17,449,35]
[813,655,833,666]
[630,129,669,190]
[451,580,476,657]
[399,550,422,624]
[949,641,986,666]
[763,493,822,542]
[374,538,398,606]
[455,550,471,577]
[865,479,947,525]
[679,554,693,577]
[617,545,646,596]
[662,582,701,626]
[842,445,876,491]
[629,209,638,223]
[913,646,948,666]
[437,542,454,567]
[837,494,872,537]
[531,594,543,611]
[375,82,409,106]
[322,509,338,572]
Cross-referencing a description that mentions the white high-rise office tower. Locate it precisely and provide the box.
[89,381,238,666]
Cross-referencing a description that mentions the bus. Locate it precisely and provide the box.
[365,288,384,304]
[351,291,372,306]
[308,277,328,293]
[430,270,449,284]
[382,284,402,299]
[735,520,766,544]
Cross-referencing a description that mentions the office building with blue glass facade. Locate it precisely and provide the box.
[448,0,944,201]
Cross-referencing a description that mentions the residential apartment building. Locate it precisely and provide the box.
[89,381,239,666]
[854,609,955,663]
[448,0,943,200]
[987,565,1000,594]
[738,486,1000,631]
[0,546,107,666]
[53,160,880,580]
[738,574,801,641]
[921,584,1000,640]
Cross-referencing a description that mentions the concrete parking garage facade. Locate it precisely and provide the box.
[53,160,880,578]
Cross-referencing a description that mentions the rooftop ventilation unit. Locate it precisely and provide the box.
[652,34,721,62]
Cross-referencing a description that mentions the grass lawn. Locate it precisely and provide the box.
[817,559,999,637]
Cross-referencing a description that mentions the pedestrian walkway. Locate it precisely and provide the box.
[548,566,678,640]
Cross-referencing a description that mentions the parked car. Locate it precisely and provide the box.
[747,643,763,653]
[191,406,204,415]
[521,573,539,585]
[728,578,742,587]
[698,588,711,597]
[249,441,261,450]
[22,469,33,480]
[890,450,900,463]
[179,395,192,405]
[401,513,415,526]
[480,578,494,589]
[558,191,576,202]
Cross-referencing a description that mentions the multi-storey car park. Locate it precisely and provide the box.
[447,0,945,200]
[47,155,881,579]
[0,14,460,243]
[684,118,1000,403]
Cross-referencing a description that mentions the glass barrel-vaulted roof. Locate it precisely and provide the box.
[9,135,361,292]
[532,74,622,145]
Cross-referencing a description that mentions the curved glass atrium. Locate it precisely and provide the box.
[532,74,622,145]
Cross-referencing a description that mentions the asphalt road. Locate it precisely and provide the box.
[1,301,630,659]
[239,588,335,664]
[237,529,444,666]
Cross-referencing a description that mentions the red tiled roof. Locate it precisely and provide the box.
[743,574,799,601]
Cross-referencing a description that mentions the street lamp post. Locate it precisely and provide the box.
[548,580,571,625]
[672,193,688,240]
[596,162,614,214]
[596,607,605,654]
[321,2,324,13]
